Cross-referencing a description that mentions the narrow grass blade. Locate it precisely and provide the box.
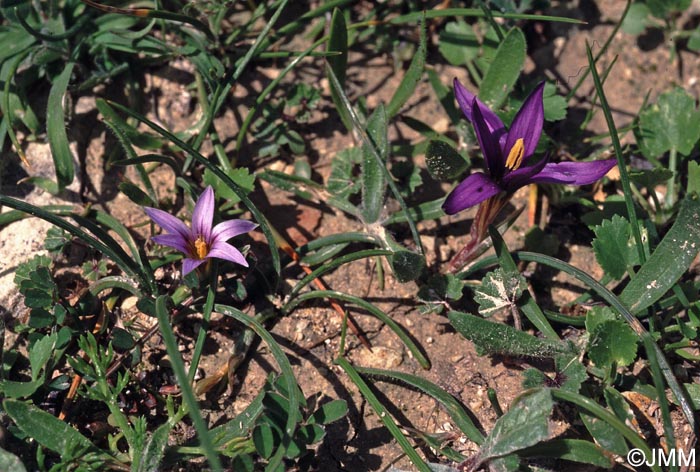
[46,61,75,191]
[389,9,584,25]
[355,366,484,444]
[327,7,352,132]
[361,104,388,224]
[155,296,222,471]
[335,357,431,472]
[285,290,430,369]
[386,15,426,117]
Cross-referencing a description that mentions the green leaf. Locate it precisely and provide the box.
[438,21,479,66]
[520,438,614,468]
[637,87,700,158]
[587,319,638,368]
[621,2,651,35]
[579,410,627,455]
[448,311,572,358]
[629,168,674,189]
[29,332,56,382]
[119,181,154,207]
[326,8,351,132]
[361,104,388,224]
[524,226,559,256]
[387,17,426,117]
[309,399,348,425]
[253,422,277,459]
[46,61,75,191]
[478,389,552,464]
[591,215,640,279]
[0,446,26,472]
[425,140,469,180]
[620,195,700,313]
[390,250,425,283]
[136,420,172,472]
[4,399,101,456]
[688,161,700,194]
[474,268,527,317]
[478,27,526,109]
[542,82,567,122]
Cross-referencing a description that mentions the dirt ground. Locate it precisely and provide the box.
[2,0,700,470]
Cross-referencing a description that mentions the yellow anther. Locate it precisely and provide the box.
[194,236,209,259]
[505,138,525,171]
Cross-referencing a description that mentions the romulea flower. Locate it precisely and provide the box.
[145,186,257,275]
[442,79,617,215]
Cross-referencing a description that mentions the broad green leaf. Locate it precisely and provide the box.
[390,250,425,283]
[438,21,479,66]
[136,420,172,472]
[309,399,348,425]
[542,83,567,122]
[478,389,552,464]
[637,87,700,158]
[0,379,42,398]
[592,215,640,279]
[361,104,388,224]
[603,387,635,426]
[646,0,691,18]
[326,8,351,132]
[621,2,651,35]
[0,447,26,472]
[29,332,56,382]
[425,140,469,180]
[253,422,277,459]
[629,168,674,189]
[387,17,426,117]
[202,167,255,205]
[4,399,101,456]
[478,27,526,109]
[474,268,527,317]
[587,319,638,368]
[579,410,627,455]
[520,439,614,468]
[448,311,572,358]
[46,62,75,191]
[688,161,700,194]
[620,195,700,313]
[524,227,559,256]
[555,353,587,393]
[427,69,461,124]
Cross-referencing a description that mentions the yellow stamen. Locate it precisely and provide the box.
[194,236,209,259]
[505,138,525,171]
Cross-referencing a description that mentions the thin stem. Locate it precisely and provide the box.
[189,262,219,383]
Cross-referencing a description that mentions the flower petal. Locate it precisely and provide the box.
[208,241,249,267]
[529,159,617,185]
[211,219,258,244]
[442,172,502,215]
[152,234,190,255]
[144,207,190,239]
[502,154,550,190]
[472,98,505,177]
[454,78,504,133]
[503,82,545,162]
[192,186,215,241]
[183,258,206,276]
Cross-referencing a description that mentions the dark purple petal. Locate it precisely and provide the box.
[472,98,505,177]
[503,82,545,163]
[183,258,206,276]
[442,172,502,214]
[502,154,550,191]
[144,207,190,239]
[454,78,504,133]
[192,186,215,241]
[211,220,258,244]
[152,234,190,255]
[208,241,249,267]
[529,159,617,185]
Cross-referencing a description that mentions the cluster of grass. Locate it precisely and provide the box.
[1,0,699,471]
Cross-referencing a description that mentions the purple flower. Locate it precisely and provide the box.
[145,186,257,275]
[442,79,617,215]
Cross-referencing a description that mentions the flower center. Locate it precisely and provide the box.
[193,236,209,259]
[504,138,525,171]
